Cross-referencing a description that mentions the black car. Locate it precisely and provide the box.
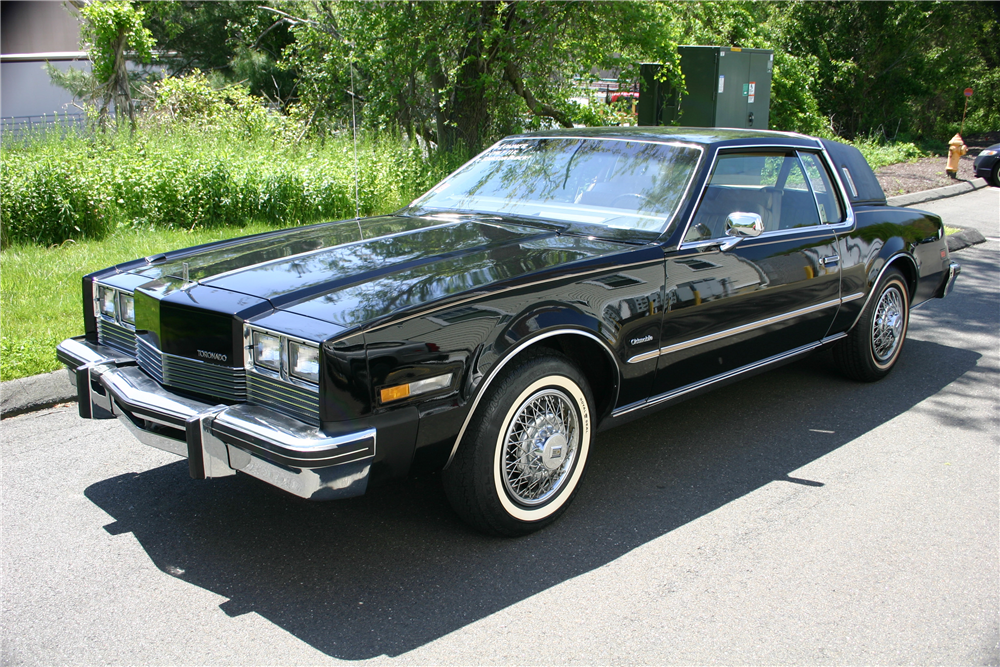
[58,127,960,535]
[973,142,1000,187]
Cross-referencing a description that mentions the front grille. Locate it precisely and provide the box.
[136,335,246,402]
[133,334,320,424]
[97,318,136,355]
[248,372,320,426]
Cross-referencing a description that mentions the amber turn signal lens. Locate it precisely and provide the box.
[379,373,454,404]
[380,384,410,403]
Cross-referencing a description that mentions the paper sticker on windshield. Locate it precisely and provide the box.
[481,143,533,161]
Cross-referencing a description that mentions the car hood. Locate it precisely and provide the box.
[130,214,633,328]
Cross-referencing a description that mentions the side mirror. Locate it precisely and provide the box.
[725,212,764,238]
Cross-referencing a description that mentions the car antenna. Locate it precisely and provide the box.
[349,48,363,240]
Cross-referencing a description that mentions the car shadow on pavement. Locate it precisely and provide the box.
[84,337,980,660]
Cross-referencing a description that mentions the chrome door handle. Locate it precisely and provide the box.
[820,255,840,266]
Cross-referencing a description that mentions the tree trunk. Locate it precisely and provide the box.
[427,50,452,150]
[446,1,495,153]
[111,33,136,131]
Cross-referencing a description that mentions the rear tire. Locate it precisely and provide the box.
[443,353,594,536]
[834,268,909,382]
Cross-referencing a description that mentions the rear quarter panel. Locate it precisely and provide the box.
[831,205,948,334]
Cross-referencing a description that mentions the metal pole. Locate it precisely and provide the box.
[960,96,968,137]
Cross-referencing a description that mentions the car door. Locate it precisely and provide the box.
[646,148,846,400]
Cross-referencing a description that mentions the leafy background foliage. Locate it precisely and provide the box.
[5,0,995,248]
[80,1,154,83]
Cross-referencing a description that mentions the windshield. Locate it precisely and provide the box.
[411,137,702,235]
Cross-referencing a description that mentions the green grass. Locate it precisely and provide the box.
[0,222,283,382]
[1,122,465,382]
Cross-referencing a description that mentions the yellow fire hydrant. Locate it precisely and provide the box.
[947,133,967,178]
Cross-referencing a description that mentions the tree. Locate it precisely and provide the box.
[79,1,155,129]
[278,1,686,151]
[140,1,297,106]
[775,1,998,140]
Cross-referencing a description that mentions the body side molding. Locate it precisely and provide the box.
[614,332,848,418]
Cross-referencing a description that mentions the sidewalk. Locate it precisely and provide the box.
[1,177,992,420]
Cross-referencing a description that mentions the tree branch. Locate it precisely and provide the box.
[502,60,574,128]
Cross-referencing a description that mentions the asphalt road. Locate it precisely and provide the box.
[3,189,998,665]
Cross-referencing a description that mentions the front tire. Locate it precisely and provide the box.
[834,267,909,382]
[443,353,594,536]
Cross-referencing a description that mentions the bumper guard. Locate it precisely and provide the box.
[937,261,961,298]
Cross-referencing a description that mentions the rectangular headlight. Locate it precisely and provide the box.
[288,341,320,384]
[253,331,281,372]
[120,293,135,325]
[98,286,116,319]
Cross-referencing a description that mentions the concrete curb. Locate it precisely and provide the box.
[1,369,77,419]
[947,228,988,253]
[3,178,993,419]
[887,177,989,207]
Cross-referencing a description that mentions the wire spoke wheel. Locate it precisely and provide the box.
[443,353,594,536]
[501,389,579,506]
[834,267,909,382]
[872,286,904,363]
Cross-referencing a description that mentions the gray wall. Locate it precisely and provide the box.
[1,1,86,125]
[1,1,81,55]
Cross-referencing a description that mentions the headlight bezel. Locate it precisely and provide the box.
[288,340,321,384]
[247,326,322,387]
[252,331,282,374]
[94,282,135,330]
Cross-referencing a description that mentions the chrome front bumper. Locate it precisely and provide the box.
[57,337,375,500]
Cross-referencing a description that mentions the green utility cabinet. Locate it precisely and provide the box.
[638,46,773,129]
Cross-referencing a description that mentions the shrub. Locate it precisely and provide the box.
[849,136,927,171]
[1,123,465,248]
[147,70,284,139]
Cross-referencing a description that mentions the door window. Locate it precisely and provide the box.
[685,152,821,242]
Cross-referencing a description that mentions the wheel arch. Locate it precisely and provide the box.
[444,328,620,469]
[850,250,918,331]
[885,252,919,299]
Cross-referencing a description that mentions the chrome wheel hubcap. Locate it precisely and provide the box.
[872,286,904,363]
[502,389,579,506]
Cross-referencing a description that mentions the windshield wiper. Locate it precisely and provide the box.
[555,221,656,245]
[402,207,570,233]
